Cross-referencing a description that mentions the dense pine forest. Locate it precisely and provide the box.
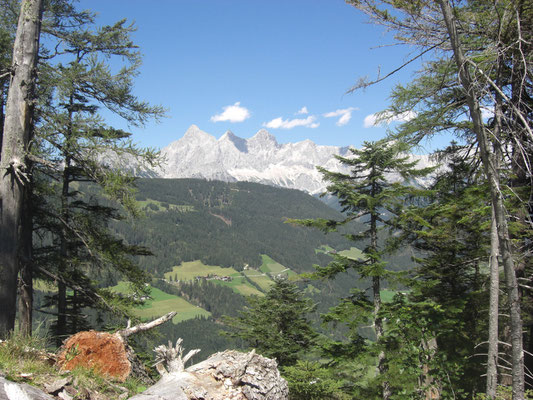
[0,0,532,399]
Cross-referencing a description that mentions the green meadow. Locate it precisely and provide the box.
[260,255,296,277]
[165,260,263,296]
[139,198,195,213]
[110,282,210,323]
[242,269,274,291]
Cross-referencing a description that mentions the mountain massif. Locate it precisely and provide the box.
[151,125,350,195]
[127,125,433,196]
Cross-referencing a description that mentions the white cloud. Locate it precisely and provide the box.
[323,107,358,126]
[263,115,319,129]
[363,110,417,128]
[210,102,251,123]
[296,106,309,115]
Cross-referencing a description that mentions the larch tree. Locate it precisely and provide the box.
[31,9,164,342]
[0,0,43,338]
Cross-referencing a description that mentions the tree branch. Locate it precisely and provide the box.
[117,311,177,339]
[346,42,445,93]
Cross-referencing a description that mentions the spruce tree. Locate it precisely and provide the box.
[344,0,531,395]
[292,139,431,399]
[388,143,492,396]
[223,277,317,367]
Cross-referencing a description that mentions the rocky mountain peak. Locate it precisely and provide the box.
[182,124,216,143]
[219,130,248,153]
[248,129,278,148]
[150,126,433,195]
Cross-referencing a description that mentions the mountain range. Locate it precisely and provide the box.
[121,125,433,195]
[152,125,353,195]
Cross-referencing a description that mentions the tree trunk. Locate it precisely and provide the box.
[437,0,525,397]
[370,186,390,400]
[0,0,42,338]
[486,206,500,398]
[56,158,71,345]
[17,182,33,336]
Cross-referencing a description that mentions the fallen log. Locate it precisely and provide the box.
[130,340,289,400]
[0,377,55,400]
[57,312,176,383]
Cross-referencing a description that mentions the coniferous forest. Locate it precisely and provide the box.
[0,0,532,399]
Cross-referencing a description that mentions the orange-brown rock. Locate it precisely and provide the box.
[57,331,131,382]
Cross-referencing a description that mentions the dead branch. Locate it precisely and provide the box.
[346,42,444,93]
[117,311,177,339]
[153,338,201,375]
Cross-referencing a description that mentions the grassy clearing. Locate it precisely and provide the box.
[165,261,238,281]
[380,289,397,303]
[243,269,274,291]
[110,283,210,323]
[165,261,264,296]
[315,245,334,254]
[339,247,365,260]
[216,275,263,296]
[259,255,296,278]
[380,289,410,303]
[138,198,195,213]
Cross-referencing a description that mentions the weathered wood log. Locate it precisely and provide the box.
[130,340,289,400]
[0,377,54,400]
[57,312,176,383]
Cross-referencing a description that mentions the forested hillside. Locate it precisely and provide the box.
[110,178,356,276]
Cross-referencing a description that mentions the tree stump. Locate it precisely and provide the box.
[57,312,176,383]
[130,341,288,400]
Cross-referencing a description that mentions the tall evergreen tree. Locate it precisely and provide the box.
[30,8,164,341]
[389,143,492,397]
[293,139,431,399]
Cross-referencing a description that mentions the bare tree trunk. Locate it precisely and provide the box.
[487,206,500,398]
[56,157,71,345]
[18,183,33,336]
[0,0,42,338]
[437,1,525,398]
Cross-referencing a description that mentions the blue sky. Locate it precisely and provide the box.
[77,0,439,151]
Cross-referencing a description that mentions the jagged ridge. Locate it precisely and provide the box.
[155,125,351,195]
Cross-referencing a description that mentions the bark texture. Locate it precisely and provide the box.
[486,207,500,398]
[0,0,42,337]
[130,349,289,400]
